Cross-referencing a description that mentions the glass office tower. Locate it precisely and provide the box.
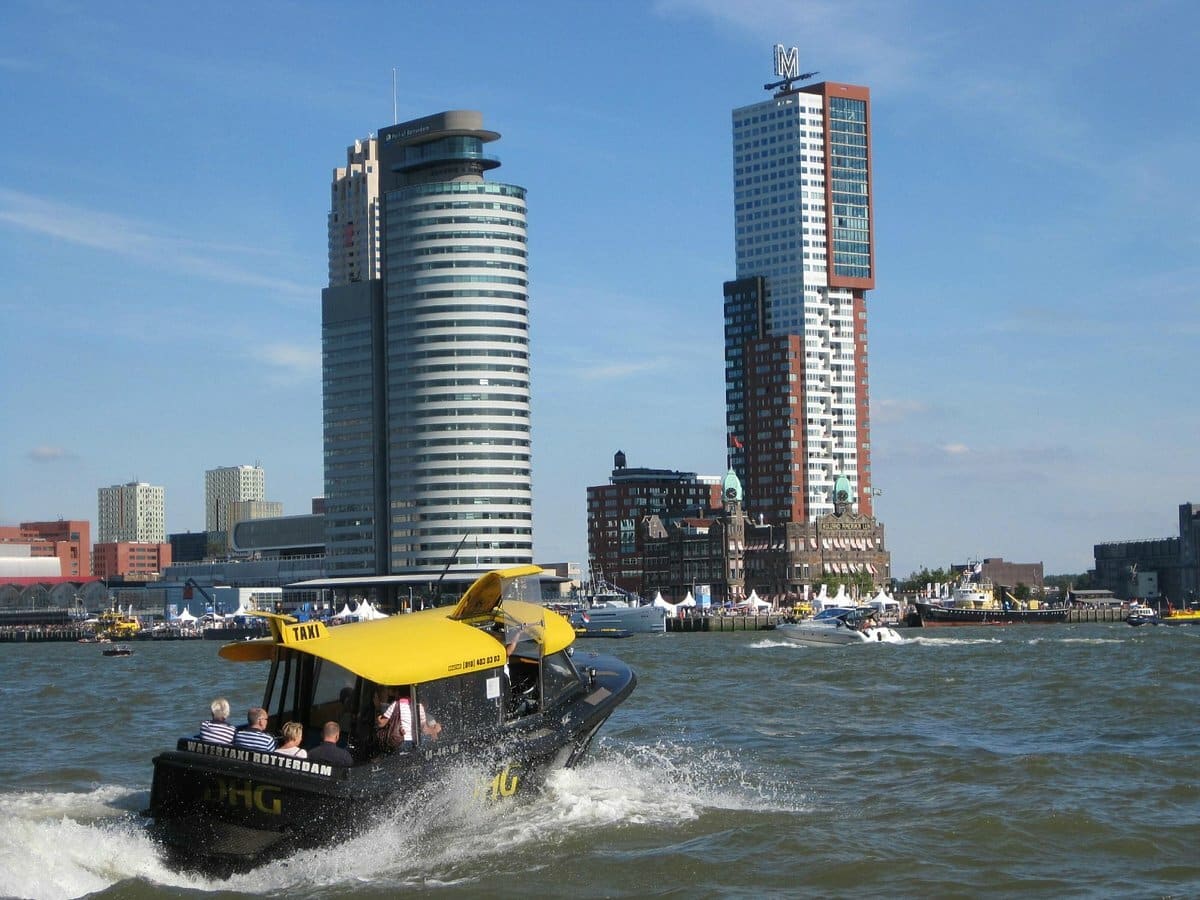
[322,111,532,577]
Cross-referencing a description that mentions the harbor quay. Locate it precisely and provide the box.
[0,606,1136,643]
[664,606,1129,633]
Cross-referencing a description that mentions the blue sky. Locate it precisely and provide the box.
[2,0,1196,578]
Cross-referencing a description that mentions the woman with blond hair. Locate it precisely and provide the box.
[199,697,235,745]
[274,721,307,758]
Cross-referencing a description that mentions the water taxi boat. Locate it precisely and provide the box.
[775,606,903,646]
[1161,605,1200,625]
[96,607,141,640]
[1125,601,1160,626]
[147,565,636,873]
[101,644,134,656]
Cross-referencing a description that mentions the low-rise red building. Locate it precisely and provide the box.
[93,542,172,580]
[0,520,91,577]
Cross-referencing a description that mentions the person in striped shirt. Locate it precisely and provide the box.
[198,697,236,745]
[232,706,277,752]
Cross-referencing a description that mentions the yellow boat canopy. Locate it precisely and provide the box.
[219,566,575,686]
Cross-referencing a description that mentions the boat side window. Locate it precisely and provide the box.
[541,650,582,710]
[262,650,292,730]
[307,659,358,740]
[417,668,505,739]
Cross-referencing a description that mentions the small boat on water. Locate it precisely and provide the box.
[1160,604,1200,625]
[578,593,668,634]
[776,606,903,646]
[102,645,134,657]
[909,572,1069,627]
[569,612,633,639]
[1126,601,1161,626]
[147,565,637,873]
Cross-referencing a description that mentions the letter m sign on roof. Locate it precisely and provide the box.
[774,44,799,80]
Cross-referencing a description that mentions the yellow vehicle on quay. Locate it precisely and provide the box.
[147,565,638,873]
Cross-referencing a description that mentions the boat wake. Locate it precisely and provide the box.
[749,636,912,649]
[0,740,794,898]
[904,635,1004,646]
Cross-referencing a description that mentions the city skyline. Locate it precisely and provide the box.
[2,2,1197,577]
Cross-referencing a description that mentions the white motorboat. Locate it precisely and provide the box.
[578,598,667,634]
[775,607,902,646]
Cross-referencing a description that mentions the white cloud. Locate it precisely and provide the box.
[258,342,321,385]
[654,0,926,90]
[942,443,970,456]
[0,189,313,300]
[27,446,74,463]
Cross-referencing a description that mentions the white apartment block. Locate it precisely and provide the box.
[205,465,266,533]
[98,482,166,543]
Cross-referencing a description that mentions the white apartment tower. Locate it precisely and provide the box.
[725,49,875,525]
[205,465,266,534]
[97,482,166,543]
[328,137,381,287]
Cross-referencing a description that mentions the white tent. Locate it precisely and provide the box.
[358,600,389,620]
[651,592,677,613]
[336,603,355,620]
[176,608,198,623]
[679,591,696,607]
[832,584,848,603]
[745,590,771,609]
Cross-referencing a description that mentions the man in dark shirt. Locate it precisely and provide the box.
[306,721,353,766]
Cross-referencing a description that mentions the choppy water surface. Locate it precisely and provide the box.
[0,623,1197,898]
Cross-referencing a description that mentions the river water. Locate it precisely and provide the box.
[0,622,1197,899]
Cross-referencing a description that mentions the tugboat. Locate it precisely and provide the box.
[147,565,637,873]
[910,570,1069,626]
[96,606,142,640]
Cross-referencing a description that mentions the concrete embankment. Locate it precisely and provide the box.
[667,615,780,632]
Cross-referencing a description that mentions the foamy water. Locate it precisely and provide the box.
[0,739,799,899]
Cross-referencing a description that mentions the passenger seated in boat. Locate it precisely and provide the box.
[198,697,235,745]
[232,707,277,752]
[274,721,307,758]
[376,690,442,750]
[306,721,354,767]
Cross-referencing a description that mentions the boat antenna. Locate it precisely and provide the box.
[433,532,472,599]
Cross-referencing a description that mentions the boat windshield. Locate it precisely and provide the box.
[814,607,855,620]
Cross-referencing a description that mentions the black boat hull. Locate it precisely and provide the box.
[911,602,1070,627]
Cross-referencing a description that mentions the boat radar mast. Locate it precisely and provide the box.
[764,43,818,94]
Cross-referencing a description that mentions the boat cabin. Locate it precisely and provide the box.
[212,567,583,762]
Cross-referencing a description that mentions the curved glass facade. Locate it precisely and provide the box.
[384,182,532,572]
[323,113,534,577]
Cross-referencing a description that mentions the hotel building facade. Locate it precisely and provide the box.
[322,110,532,578]
[725,62,876,527]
